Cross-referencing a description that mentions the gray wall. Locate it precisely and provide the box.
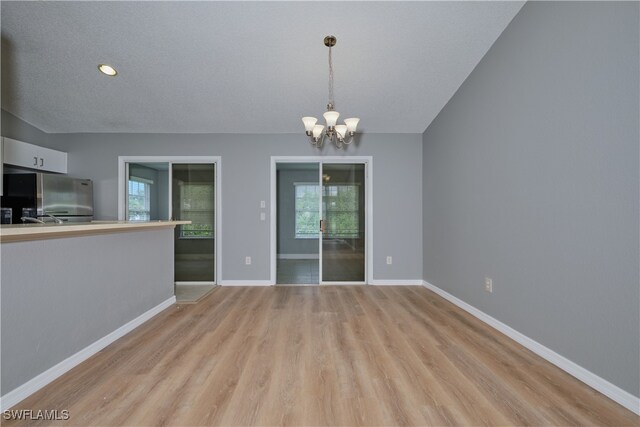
[47,132,423,282]
[1,228,174,395]
[277,168,320,256]
[157,170,169,220]
[422,1,639,397]
[1,110,51,147]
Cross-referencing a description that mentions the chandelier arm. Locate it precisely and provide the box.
[311,132,326,148]
[309,133,323,147]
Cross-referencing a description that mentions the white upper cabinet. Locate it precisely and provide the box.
[33,144,67,173]
[3,137,40,169]
[2,137,67,174]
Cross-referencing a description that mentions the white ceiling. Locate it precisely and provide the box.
[1,1,524,134]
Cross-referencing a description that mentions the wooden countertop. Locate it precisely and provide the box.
[0,220,191,243]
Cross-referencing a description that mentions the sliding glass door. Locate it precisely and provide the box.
[273,158,369,285]
[320,163,366,284]
[122,157,219,288]
[172,163,216,283]
[275,163,320,285]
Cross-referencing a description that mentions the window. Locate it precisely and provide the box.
[322,184,359,238]
[127,178,151,221]
[179,183,215,238]
[294,183,359,239]
[295,183,320,238]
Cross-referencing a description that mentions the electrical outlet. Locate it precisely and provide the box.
[260,200,266,208]
[260,212,266,221]
[245,256,252,265]
[485,277,493,293]
[386,256,393,265]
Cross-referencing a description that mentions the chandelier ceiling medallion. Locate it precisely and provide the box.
[302,35,359,149]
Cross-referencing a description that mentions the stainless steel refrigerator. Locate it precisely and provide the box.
[1,173,93,223]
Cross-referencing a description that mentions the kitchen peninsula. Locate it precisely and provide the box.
[0,220,189,242]
[0,220,188,408]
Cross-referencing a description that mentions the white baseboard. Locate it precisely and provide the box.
[422,281,640,415]
[220,280,273,286]
[0,296,176,411]
[175,281,217,286]
[277,254,319,260]
[220,280,421,287]
[370,279,423,286]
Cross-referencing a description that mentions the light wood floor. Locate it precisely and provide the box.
[6,286,638,426]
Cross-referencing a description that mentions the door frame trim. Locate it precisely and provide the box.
[118,155,222,284]
[270,156,373,285]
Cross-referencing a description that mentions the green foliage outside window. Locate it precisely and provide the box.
[295,184,320,238]
[295,184,359,239]
[180,183,215,238]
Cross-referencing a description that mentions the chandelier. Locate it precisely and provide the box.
[302,35,360,149]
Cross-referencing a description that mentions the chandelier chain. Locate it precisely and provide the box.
[328,45,334,107]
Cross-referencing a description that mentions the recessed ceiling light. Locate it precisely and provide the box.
[98,64,117,76]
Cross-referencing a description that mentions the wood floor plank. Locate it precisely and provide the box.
[374,287,511,425]
[347,287,465,425]
[401,286,638,426]
[181,287,272,426]
[4,286,638,427]
[255,288,308,426]
[388,287,548,425]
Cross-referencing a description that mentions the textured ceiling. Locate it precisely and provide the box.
[1,1,524,134]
